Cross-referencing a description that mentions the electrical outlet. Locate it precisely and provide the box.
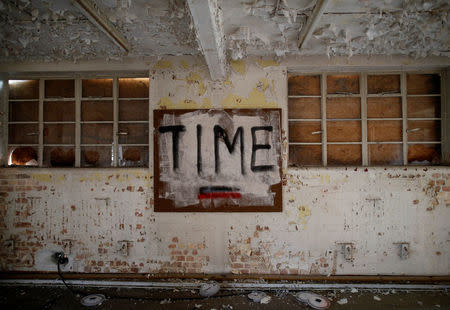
[394,242,409,260]
[118,240,130,256]
[54,252,69,265]
[62,239,73,255]
[337,243,354,261]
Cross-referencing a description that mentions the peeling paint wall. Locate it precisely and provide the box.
[0,57,449,276]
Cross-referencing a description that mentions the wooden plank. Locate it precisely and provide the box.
[288,145,322,166]
[119,100,149,121]
[8,124,39,144]
[407,74,441,95]
[81,146,112,167]
[8,80,39,100]
[367,97,402,118]
[82,78,113,97]
[118,123,149,144]
[43,146,75,167]
[407,120,441,141]
[326,97,360,119]
[407,96,441,118]
[44,80,75,98]
[368,120,402,142]
[289,121,321,143]
[288,75,321,96]
[82,100,114,121]
[327,74,359,94]
[43,124,75,144]
[81,123,113,144]
[327,120,361,142]
[369,144,403,165]
[367,74,400,94]
[9,101,39,122]
[288,97,321,119]
[408,144,441,164]
[327,144,362,165]
[44,101,75,121]
[118,78,149,98]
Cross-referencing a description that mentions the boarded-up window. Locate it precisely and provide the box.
[288,73,443,166]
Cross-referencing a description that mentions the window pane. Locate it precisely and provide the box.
[44,124,75,144]
[9,101,38,121]
[327,144,362,166]
[9,124,39,144]
[327,121,361,142]
[289,145,321,166]
[407,96,441,118]
[81,100,113,121]
[119,100,148,121]
[43,147,75,167]
[407,120,440,142]
[288,121,321,143]
[119,78,149,98]
[326,97,360,119]
[118,123,149,144]
[367,97,402,118]
[369,144,403,165]
[408,144,441,165]
[327,74,359,94]
[368,120,402,142]
[9,80,39,99]
[44,101,75,121]
[288,97,321,119]
[45,80,75,98]
[82,79,113,97]
[8,146,38,166]
[288,75,320,96]
[81,146,113,167]
[81,124,113,144]
[118,146,149,167]
[368,75,400,94]
[407,74,440,95]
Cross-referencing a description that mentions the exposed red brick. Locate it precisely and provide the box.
[176,256,185,261]
[432,173,441,178]
[168,244,176,249]
[172,237,179,243]
[137,186,144,192]
[186,256,194,261]
[136,224,142,229]
[14,222,32,228]
[413,200,419,205]
[442,186,450,192]
[436,179,445,185]
[127,186,134,192]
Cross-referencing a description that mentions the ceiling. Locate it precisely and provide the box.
[0,0,449,77]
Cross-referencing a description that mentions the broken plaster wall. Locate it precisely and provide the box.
[0,56,449,276]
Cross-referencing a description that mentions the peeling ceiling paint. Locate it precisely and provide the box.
[0,0,448,63]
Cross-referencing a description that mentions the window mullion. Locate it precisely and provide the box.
[401,73,408,165]
[1,77,8,167]
[361,73,368,166]
[321,73,327,166]
[75,78,81,167]
[38,79,44,167]
[113,77,119,167]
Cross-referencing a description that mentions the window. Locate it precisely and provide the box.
[7,76,149,167]
[288,72,444,166]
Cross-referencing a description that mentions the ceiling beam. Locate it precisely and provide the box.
[187,0,227,80]
[297,0,330,49]
[73,0,130,53]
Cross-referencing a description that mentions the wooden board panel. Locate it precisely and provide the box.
[367,97,402,118]
[327,144,361,166]
[43,147,74,167]
[43,124,75,144]
[119,100,149,121]
[9,101,38,122]
[289,145,322,166]
[81,146,112,167]
[407,120,441,141]
[408,144,441,164]
[288,121,321,142]
[288,97,321,119]
[82,79,113,97]
[326,97,360,119]
[367,120,402,142]
[81,101,114,121]
[407,96,441,118]
[119,78,149,98]
[288,75,320,96]
[118,146,149,167]
[407,74,440,95]
[8,124,39,144]
[44,101,75,121]
[154,109,282,212]
[9,146,38,166]
[45,80,75,98]
[327,121,361,142]
[327,74,359,94]
[81,124,113,144]
[9,80,39,100]
[367,75,400,94]
[369,144,403,165]
[118,123,149,144]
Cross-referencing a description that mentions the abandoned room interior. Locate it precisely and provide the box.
[0,0,449,309]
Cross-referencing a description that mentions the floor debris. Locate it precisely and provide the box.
[351,288,358,293]
[295,291,331,309]
[199,282,220,297]
[247,291,267,303]
[80,294,105,307]
[374,295,381,301]
[337,298,348,305]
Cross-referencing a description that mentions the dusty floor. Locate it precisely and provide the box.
[0,284,449,309]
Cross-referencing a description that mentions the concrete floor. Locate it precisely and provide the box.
[0,284,449,309]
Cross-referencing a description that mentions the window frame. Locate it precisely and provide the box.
[3,72,150,168]
[287,70,447,167]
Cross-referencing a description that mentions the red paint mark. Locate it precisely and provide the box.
[198,192,242,199]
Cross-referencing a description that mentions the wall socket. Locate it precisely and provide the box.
[338,243,354,261]
[394,242,409,260]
